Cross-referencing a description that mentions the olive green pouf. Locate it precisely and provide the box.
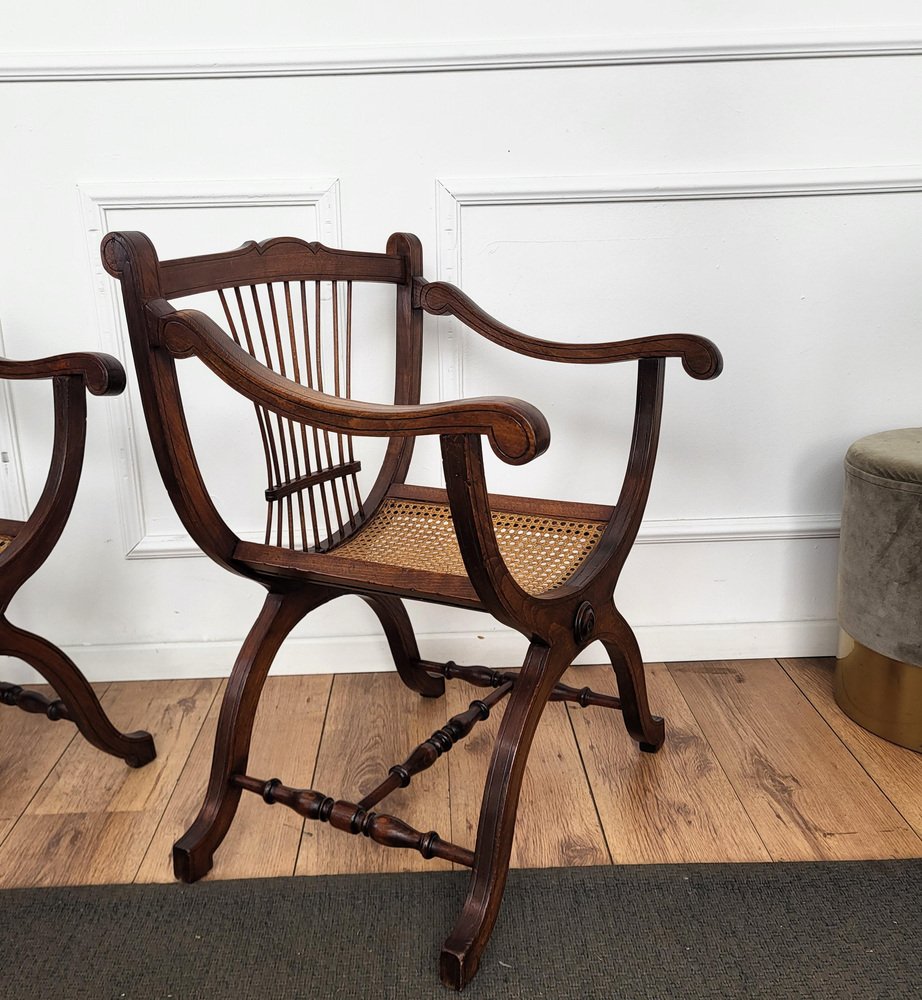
[836,428,922,751]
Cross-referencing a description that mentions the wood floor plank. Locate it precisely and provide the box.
[295,672,454,876]
[568,663,770,863]
[669,659,922,861]
[136,674,331,883]
[781,657,922,838]
[0,678,217,887]
[0,811,156,887]
[446,670,610,870]
[5,658,918,890]
[0,683,93,830]
[134,683,223,882]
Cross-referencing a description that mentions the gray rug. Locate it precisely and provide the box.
[1,861,919,999]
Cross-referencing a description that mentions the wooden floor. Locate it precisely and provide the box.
[1,657,920,888]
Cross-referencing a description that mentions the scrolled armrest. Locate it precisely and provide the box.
[0,353,126,396]
[415,279,722,380]
[155,305,550,465]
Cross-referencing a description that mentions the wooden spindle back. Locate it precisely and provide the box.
[211,277,362,551]
[103,233,422,557]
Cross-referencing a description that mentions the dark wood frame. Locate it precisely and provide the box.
[103,230,721,990]
[0,353,155,767]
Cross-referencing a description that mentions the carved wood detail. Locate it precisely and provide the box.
[232,773,474,867]
[0,681,69,721]
[422,660,623,711]
[358,680,513,810]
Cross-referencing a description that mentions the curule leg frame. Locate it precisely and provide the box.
[173,585,335,882]
[0,618,155,767]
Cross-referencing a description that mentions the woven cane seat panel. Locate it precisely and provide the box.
[333,497,605,596]
[0,535,12,554]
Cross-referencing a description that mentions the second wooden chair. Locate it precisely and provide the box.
[0,352,155,767]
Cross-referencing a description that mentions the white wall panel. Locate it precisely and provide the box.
[1,6,921,681]
[80,180,342,556]
[437,171,922,516]
[0,320,28,523]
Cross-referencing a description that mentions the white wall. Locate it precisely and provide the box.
[2,3,922,682]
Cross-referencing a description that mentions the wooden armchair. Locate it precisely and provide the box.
[0,353,155,767]
[102,230,721,990]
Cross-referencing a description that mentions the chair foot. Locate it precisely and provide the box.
[172,838,215,883]
[122,731,157,767]
[360,594,445,698]
[439,945,472,992]
[440,640,571,988]
[172,775,240,883]
[0,619,157,766]
[639,716,665,754]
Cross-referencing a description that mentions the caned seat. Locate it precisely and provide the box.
[335,487,608,596]
[103,229,721,990]
[235,484,612,608]
[0,354,155,767]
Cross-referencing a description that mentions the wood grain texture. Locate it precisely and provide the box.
[0,679,215,886]
[414,279,722,379]
[137,674,331,882]
[0,683,88,828]
[161,306,550,467]
[3,660,920,893]
[781,657,922,838]
[669,659,922,861]
[134,684,222,882]
[0,351,125,395]
[0,811,165,888]
[446,671,610,870]
[569,663,769,863]
[295,672,454,875]
[151,237,407,298]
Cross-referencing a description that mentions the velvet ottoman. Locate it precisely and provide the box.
[836,428,922,751]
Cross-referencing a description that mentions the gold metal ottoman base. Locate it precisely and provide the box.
[835,632,922,752]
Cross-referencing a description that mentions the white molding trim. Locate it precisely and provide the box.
[0,618,839,684]
[128,512,841,560]
[435,180,464,402]
[0,320,29,522]
[434,164,922,544]
[639,513,839,544]
[3,29,922,82]
[436,167,922,400]
[439,165,922,208]
[79,178,341,558]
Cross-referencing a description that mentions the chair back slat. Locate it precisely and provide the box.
[210,276,365,551]
[343,282,364,522]
[159,238,405,298]
[279,282,311,549]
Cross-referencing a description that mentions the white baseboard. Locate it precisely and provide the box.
[0,619,838,685]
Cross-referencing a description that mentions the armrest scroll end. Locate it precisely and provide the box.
[679,337,723,381]
[83,353,127,396]
[484,399,551,466]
